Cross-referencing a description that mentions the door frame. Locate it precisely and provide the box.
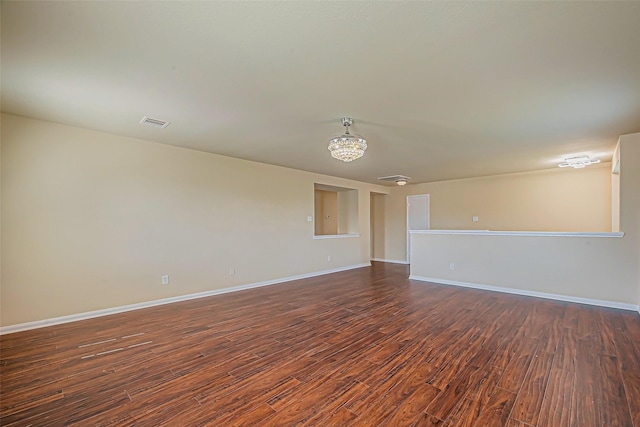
[406,194,430,263]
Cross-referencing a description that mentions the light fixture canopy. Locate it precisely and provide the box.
[396,179,408,186]
[328,117,367,162]
[558,156,600,169]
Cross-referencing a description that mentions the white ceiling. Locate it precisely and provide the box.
[2,1,639,185]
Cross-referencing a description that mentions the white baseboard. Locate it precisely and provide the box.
[0,263,371,335]
[371,258,410,265]
[409,275,640,312]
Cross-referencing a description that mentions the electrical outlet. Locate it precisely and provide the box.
[472,216,479,222]
[449,263,455,271]
[307,216,313,222]
[229,267,235,276]
[327,255,332,262]
[162,275,169,285]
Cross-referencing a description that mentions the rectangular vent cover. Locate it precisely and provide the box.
[140,116,170,128]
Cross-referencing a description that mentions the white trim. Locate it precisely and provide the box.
[0,263,371,335]
[409,275,639,312]
[370,258,410,265]
[313,233,360,240]
[409,230,625,238]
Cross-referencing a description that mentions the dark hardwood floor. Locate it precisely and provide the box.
[1,262,639,426]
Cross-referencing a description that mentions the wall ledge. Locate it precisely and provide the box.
[313,233,360,240]
[0,263,371,335]
[409,230,625,238]
[409,275,639,312]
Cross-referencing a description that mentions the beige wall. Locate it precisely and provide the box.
[410,233,634,305]
[314,190,323,235]
[314,190,338,235]
[370,193,386,260]
[410,132,640,307]
[0,114,389,326]
[611,143,621,232]
[337,189,358,235]
[385,165,613,262]
[617,135,640,307]
[0,116,2,314]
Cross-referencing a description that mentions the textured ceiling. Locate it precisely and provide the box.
[2,1,639,184]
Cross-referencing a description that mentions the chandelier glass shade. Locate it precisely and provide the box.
[328,118,367,162]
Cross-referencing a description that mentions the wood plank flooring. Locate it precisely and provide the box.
[1,262,639,426]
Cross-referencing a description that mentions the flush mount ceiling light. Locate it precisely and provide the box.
[558,156,600,169]
[328,118,367,162]
[377,175,411,186]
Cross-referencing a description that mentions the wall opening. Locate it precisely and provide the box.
[314,184,358,236]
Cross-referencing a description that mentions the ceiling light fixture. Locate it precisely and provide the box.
[377,175,411,185]
[558,156,600,169]
[328,118,367,162]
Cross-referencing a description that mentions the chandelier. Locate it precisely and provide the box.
[328,118,367,162]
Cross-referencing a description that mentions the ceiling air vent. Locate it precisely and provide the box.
[377,175,411,186]
[140,116,171,128]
